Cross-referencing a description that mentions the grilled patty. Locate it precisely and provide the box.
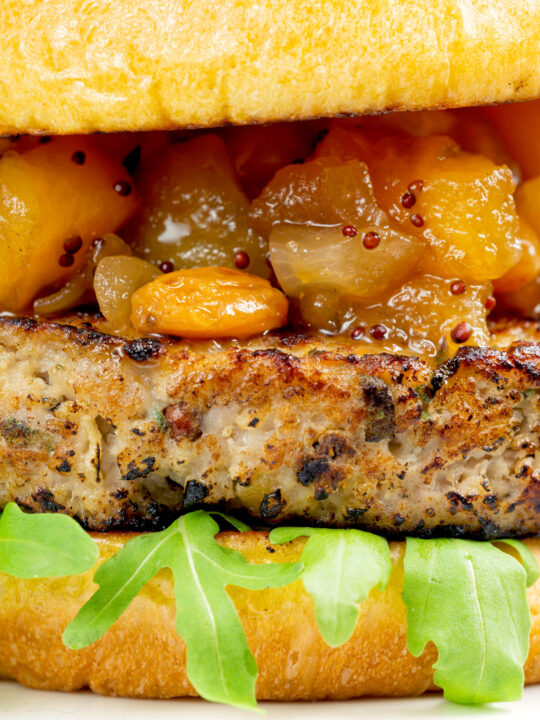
[0,315,538,537]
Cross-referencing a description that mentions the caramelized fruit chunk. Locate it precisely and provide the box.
[449,109,519,178]
[92,132,170,169]
[252,157,423,299]
[315,128,521,282]
[0,138,11,156]
[250,151,497,350]
[269,221,422,300]
[360,110,455,138]
[496,277,540,318]
[222,121,323,198]
[493,220,540,294]
[347,108,517,173]
[34,233,132,315]
[0,135,44,158]
[94,256,161,334]
[299,276,490,358]
[250,157,411,236]
[420,153,519,281]
[483,100,540,180]
[131,267,288,339]
[125,134,268,277]
[378,276,491,358]
[515,176,540,233]
[495,178,540,317]
[0,138,139,311]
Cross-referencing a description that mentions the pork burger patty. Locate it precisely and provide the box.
[0,315,537,537]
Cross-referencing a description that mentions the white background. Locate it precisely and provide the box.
[2,683,539,719]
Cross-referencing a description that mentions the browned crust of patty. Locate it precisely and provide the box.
[0,315,538,537]
[0,532,539,700]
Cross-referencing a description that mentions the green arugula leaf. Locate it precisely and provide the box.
[269,526,391,646]
[63,528,176,648]
[0,502,98,578]
[403,538,531,704]
[495,539,540,587]
[64,510,302,710]
[208,511,251,532]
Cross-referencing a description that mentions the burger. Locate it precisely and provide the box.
[0,0,538,710]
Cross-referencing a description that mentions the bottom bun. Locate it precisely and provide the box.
[0,531,539,700]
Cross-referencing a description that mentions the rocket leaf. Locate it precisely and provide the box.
[63,510,302,710]
[0,502,98,578]
[494,539,540,587]
[402,537,532,704]
[57,508,537,710]
[269,526,391,646]
[208,511,251,532]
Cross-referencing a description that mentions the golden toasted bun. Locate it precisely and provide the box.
[2,1,540,135]
[0,531,538,700]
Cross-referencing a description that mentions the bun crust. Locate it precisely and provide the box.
[0,531,538,700]
[2,1,540,134]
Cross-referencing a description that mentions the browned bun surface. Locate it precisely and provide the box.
[2,1,540,135]
[0,531,538,699]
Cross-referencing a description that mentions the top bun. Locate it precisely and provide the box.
[2,0,540,134]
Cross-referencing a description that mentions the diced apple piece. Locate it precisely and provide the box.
[95,256,161,334]
[483,100,540,180]
[223,120,324,198]
[493,220,540,293]
[0,138,139,311]
[515,176,540,233]
[269,223,422,300]
[316,128,521,282]
[250,156,411,237]
[298,276,491,359]
[125,134,268,278]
